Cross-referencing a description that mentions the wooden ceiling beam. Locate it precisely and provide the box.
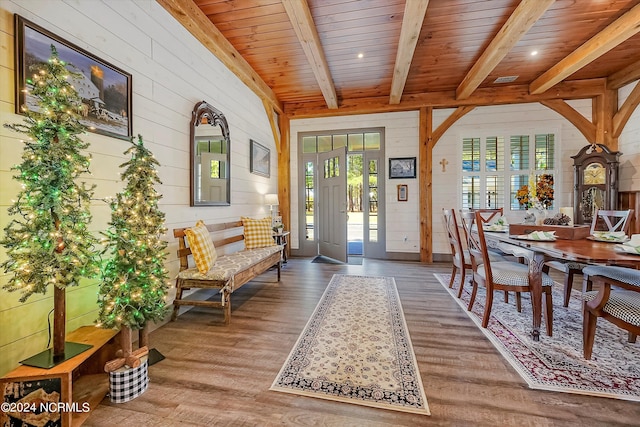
[282,0,338,109]
[530,3,640,95]
[432,106,476,147]
[157,0,283,114]
[262,99,281,154]
[389,0,430,105]
[284,79,606,118]
[613,80,640,138]
[608,58,640,90]
[539,99,596,143]
[456,0,554,100]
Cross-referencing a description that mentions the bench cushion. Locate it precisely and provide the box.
[177,245,283,282]
[185,220,217,274]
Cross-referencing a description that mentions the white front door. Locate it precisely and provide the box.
[318,147,347,262]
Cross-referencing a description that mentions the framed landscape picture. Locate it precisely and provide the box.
[250,139,270,177]
[389,157,416,179]
[14,15,132,140]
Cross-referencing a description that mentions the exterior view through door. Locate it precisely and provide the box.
[299,129,385,262]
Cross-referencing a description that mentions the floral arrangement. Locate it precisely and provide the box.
[516,173,554,209]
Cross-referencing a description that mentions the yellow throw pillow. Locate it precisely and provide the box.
[242,217,276,249]
[185,220,217,274]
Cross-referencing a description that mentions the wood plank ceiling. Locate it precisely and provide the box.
[161,0,640,118]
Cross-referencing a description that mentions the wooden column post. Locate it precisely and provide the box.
[594,90,618,150]
[278,114,291,259]
[419,107,433,263]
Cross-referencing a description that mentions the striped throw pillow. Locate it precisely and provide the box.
[185,220,217,274]
[242,217,275,249]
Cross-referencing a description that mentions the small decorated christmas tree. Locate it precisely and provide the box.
[2,45,100,361]
[97,134,169,355]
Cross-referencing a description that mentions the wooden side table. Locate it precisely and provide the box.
[0,326,120,427]
[273,231,290,263]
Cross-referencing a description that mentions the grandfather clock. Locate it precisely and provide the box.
[572,143,620,225]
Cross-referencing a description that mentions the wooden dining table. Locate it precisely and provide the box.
[483,230,640,341]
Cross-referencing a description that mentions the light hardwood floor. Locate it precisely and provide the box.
[88,258,640,426]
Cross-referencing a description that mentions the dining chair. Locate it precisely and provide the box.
[471,207,503,226]
[544,209,633,307]
[466,211,554,333]
[580,265,640,359]
[459,210,509,301]
[443,208,471,294]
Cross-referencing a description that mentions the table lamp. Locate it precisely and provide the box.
[265,193,279,226]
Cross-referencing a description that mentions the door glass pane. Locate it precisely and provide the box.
[364,132,380,150]
[210,160,220,178]
[348,154,363,212]
[462,176,480,210]
[347,154,363,254]
[348,133,364,151]
[197,140,209,155]
[318,135,332,153]
[333,156,339,177]
[302,136,317,153]
[510,135,529,170]
[305,161,314,240]
[333,134,347,149]
[462,138,480,172]
[368,159,378,242]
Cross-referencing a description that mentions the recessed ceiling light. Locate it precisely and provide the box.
[357,53,364,59]
[531,50,538,56]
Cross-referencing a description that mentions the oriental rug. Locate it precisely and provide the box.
[270,274,430,415]
[434,273,640,401]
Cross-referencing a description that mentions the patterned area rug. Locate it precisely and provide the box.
[434,273,640,401]
[271,274,430,415]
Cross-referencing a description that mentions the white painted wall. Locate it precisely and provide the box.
[432,101,592,255]
[290,111,422,254]
[618,82,640,191]
[0,0,277,375]
[289,101,592,257]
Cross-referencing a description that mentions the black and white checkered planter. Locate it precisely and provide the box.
[108,356,149,403]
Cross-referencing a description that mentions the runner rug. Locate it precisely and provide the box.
[270,274,430,415]
[434,273,640,401]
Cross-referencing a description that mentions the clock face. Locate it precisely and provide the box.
[584,162,605,185]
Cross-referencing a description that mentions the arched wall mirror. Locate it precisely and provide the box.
[190,101,231,206]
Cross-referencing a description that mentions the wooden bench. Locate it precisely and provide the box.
[172,220,283,324]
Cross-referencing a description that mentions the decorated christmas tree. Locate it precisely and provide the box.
[97,134,169,354]
[2,45,100,361]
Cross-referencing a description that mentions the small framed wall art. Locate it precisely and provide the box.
[250,139,270,177]
[397,184,408,201]
[389,157,416,179]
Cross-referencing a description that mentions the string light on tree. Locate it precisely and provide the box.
[1,45,100,361]
[1,45,99,302]
[97,134,170,332]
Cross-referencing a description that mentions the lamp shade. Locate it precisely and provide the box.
[265,193,279,206]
